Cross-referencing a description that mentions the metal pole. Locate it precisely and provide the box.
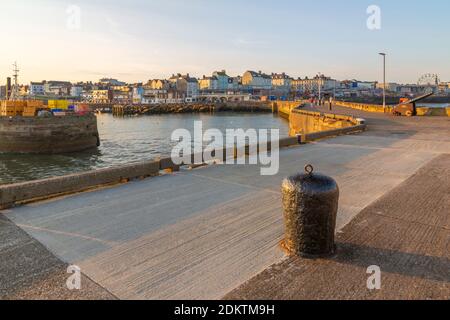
[383,55,386,110]
[379,53,386,112]
[318,73,321,105]
[333,80,336,98]
[318,83,321,104]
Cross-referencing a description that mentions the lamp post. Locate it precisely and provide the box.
[317,72,322,105]
[379,53,386,112]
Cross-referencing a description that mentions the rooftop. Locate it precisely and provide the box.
[247,70,272,79]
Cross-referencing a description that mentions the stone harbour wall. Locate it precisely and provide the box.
[334,101,393,113]
[0,114,100,154]
[335,100,450,117]
[289,109,361,136]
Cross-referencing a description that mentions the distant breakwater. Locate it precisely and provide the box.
[111,102,272,116]
[339,96,450,105]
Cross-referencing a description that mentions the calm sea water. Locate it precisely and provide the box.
[0,113,289,185]
[418,103,450,108]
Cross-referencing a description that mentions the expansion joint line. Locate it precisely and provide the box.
[373,212,450,232]
[189,173,280,195]
[16,224,120,246]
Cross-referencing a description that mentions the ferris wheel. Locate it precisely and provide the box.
[418,73,440,86]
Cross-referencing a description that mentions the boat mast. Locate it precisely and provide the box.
[10,62,20,101]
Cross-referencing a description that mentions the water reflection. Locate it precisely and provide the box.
[0,113,289,184]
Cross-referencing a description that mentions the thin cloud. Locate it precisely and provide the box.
[233,38,269,48]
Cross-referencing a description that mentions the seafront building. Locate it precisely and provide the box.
[44,81,72,96]
[438,82,449,94]
[29,82,45,96]
[291,75,338,94]
[112,86,132,104]
[168,74,200,101]
[147,79,171,91]
[70,86,83,97]
[212,70,230,91]
[375,82,435,95]
[242,71,273,90]
[141,88,169,104]
[199,76,219,91]
[92,89,113,104]
[100,78,126,86]
[5,69,449,104]
[272,73,292,90]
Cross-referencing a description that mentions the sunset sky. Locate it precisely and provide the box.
[1,0,449,84]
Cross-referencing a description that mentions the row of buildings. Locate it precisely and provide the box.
[2,71,449,104]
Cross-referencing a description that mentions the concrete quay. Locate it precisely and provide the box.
[0,106,449,300]
[226,154,450,300]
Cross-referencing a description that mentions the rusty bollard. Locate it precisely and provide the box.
[281,165,339,258]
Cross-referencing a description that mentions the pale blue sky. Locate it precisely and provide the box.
[1,0,449,83]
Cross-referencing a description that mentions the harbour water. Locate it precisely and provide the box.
[0,113,289,185]
[418,103,450,108]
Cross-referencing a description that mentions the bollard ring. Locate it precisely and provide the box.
[305,164,314,175]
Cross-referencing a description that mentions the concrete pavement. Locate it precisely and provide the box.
[0,214,115,300]
[225,154,450,300]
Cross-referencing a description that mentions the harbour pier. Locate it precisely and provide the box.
[0,103,449,300]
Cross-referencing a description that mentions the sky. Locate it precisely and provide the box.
[0,0,449,84]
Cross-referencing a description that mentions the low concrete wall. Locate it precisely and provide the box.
[0,148,241,208]
[272,101,307,118]
[289,109,361,136]
[416,107,450,117]
[304,125,367,141]
[0,160,160,209]
[336,101,450,117]
[289,108,365,136]
[335,101,393,113]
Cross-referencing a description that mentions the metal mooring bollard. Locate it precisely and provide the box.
[281,165,339,258]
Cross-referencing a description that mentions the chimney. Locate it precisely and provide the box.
[6,77,11,99]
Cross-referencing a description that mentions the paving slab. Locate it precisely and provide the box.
[0,215,116,300]
[224,155,450,300]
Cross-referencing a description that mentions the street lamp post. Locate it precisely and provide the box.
[318,83,321,105]
[317,72,322,105]
[379,53,386,112]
